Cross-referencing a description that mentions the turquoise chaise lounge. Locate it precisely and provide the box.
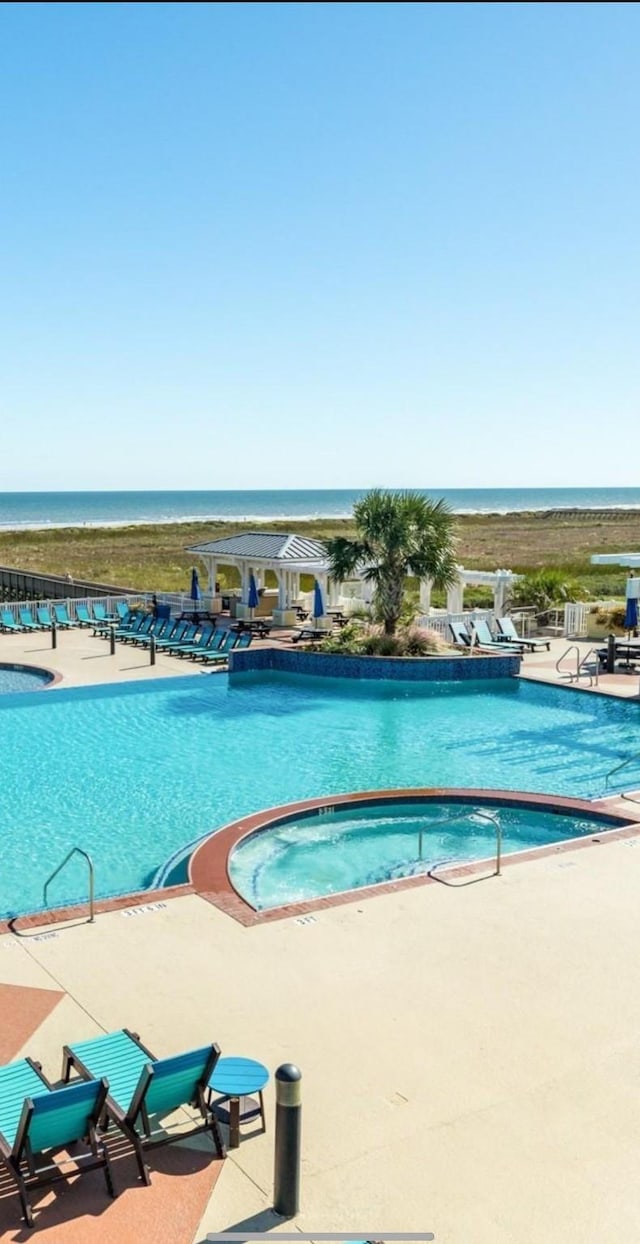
[62,1029,225,1184]
[0,1057,115,1227]
[495,616,551,652]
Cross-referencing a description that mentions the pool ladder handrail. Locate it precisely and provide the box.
[605,749,640,792]
[43,847,95,924]
[555,644,600,686]
[419,806,503,876]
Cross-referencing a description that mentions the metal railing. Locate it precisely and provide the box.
[43,848,95,923]
[605,750,640,792]
[555,645,600,686]
[419,806,503,877]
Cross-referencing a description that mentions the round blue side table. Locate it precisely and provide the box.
[208,1056,269,1148]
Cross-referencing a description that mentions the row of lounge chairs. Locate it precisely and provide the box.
[0,1029,225,1227]
[449,617,551,655]
[97,610,252,662]
[0,601,129,634]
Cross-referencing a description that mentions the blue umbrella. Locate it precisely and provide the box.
[247,572,259,617]
[313,578,324,622]
[624,595,638,633]
[190,567,202,602]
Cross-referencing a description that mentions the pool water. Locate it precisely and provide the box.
[228,801,615,909]
[0,670,639,917]
[0,664,52,693]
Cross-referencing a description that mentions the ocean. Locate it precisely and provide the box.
[0,487,639,532]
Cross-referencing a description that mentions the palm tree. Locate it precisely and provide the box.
[325,489,458,636]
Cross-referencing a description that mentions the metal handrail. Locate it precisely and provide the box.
[419,806,503,876]
[555,644,600,686]
[605,750,640,791]
[43,848,95,923]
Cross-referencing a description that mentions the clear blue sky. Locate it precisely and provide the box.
[1,1,638,490]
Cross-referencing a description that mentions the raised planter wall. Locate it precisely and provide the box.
[229,647,521,681]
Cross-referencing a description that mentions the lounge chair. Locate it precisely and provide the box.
[129,618,170,647]
[120,615,154,644]
[158,623,199,654]
[195,630,239,663]
[74,604,93,627]
[469,619,522,653]
[62,1029,225,1184]
[0,1057,115,1227]
[52,603,81,629]
[495,617,551,652]
[18,608,44,631]
[175,627,221,659]
[36,607,54,628]
[0,608,24,633]
[447,620,504,654]
[92,603,108,624]
[115,601,130,621]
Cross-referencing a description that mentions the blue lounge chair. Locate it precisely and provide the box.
[154,620,192,650]
[74,604,93,627]
[62,1029,225,1184]
[196,630,240,664]
[448,621,500,654]
[18,608,43,631]
[130,618,169,647]
[495,616,551,652]
[0,608,24,633]
[52,603,81,628]
[36,607,54,628]
[160,623,199,654]
[120,615,154,644]
[115,601,130,621]
[0,1057,115,1227]
[92,603,108,623]
[175,627,220,659]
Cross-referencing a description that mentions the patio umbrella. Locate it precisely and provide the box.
[624,575,639,634]
[190,567,202,621]
[313,578,324,623]
[247,572,260,619]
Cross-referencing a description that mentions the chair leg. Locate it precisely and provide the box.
[259,1090,266,1132]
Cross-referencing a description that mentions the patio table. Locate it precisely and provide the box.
[208,1056,269,1148]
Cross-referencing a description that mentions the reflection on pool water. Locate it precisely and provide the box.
[0,664,53,694]
[0,670,639,917]
[228,800,620,909]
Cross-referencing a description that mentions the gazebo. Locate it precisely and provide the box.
[419,565,516,619]
[186,532,340,626]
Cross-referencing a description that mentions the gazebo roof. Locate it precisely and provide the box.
[186,531,328,563]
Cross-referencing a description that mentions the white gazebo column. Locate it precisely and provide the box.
[315,573,329,628]
[206,558,222,614]
[272,568,298,628]
[327,576,340,607]
[235,562,251,619]
[493,570,511,618]
[419,577,433,616]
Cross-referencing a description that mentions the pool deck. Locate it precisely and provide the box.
[2,626,640,1240]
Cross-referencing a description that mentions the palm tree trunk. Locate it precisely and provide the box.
[377,574,404,636]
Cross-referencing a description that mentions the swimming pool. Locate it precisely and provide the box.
[0,664,54,693]
[227,798,620,910]
[1,670,639,918]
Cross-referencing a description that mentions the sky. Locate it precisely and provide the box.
[1,1,639,491]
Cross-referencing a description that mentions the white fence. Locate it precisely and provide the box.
[0,593,148,626]
[417,610,495,639]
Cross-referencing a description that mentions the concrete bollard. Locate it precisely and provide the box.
[273,1063,301,1217]
[51,619,57,649]
[607,632,616,674]
[110,626,116,656]
[150,635,156,666]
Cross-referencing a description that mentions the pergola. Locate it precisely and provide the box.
[419,565,516,618]
[186,532,340,626]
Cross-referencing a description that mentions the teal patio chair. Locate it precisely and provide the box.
[160,623,198,654]
[0,1057,115,1227]
[195,630,240,664]
[18,608,43,631]
[92,603,108,623]
[52,603,81,628]
[74,604,93,627]
[175,627,220,659]
[120,615,154,644]
[62,1029,225,1184]
[0,609,24,633]
[36,607,54,628]
[130,617,170,647]
[154,620,192,650]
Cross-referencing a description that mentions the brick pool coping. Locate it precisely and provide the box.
[188,787,640,926]
[6,789,640,933]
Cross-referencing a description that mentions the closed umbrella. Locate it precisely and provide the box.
[247,572,260,619]
[190,567,202,622]
[624,575,639,635]
[313,579,325,624]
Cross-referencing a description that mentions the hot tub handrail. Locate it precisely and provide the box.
[43,847,95,924]
[418,806,502,875]
[415,806,500,875]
